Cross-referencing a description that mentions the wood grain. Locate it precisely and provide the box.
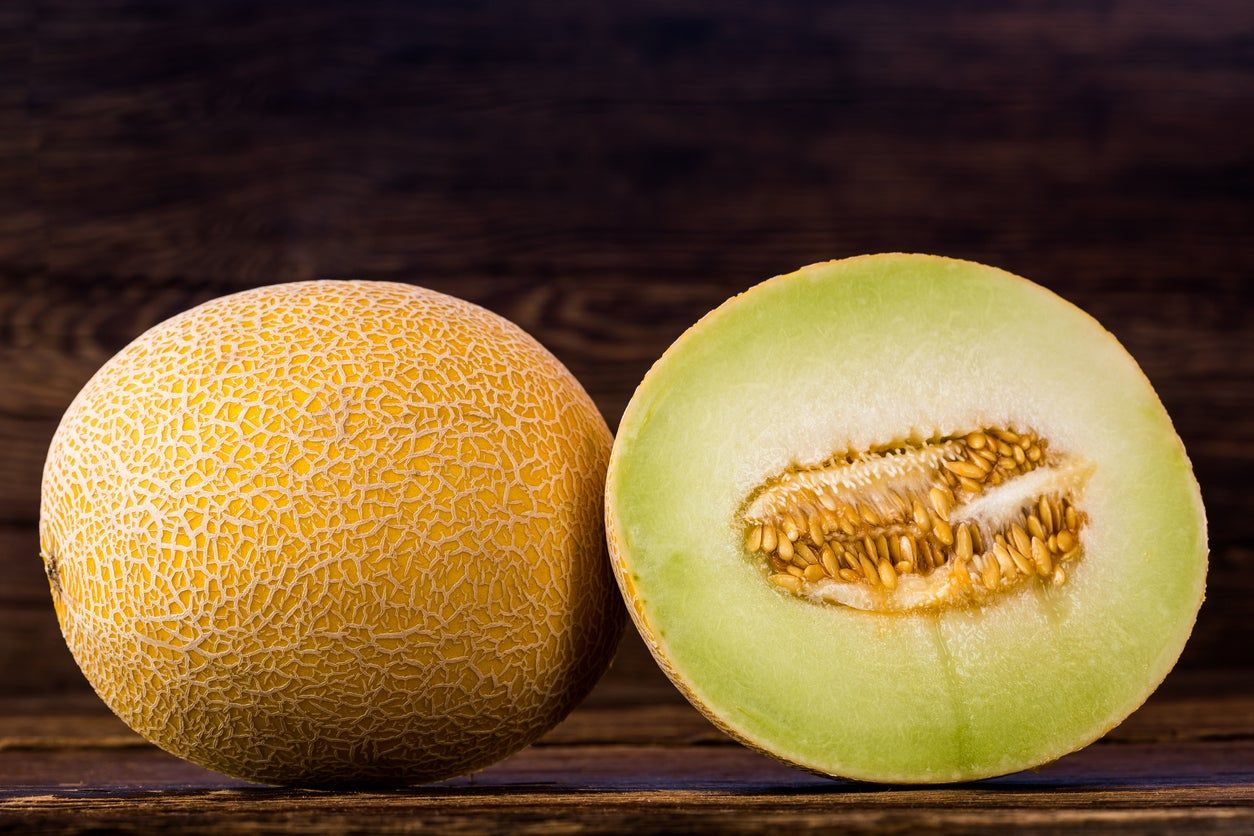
[3,3,1254,824]
[3,0,1253,699]
[1,672,1253,833]
[3,1,1253,829]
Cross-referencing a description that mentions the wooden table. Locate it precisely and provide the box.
[4,0,1253,831]
[4,670,1253,833]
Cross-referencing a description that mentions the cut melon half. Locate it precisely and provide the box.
[605,254,1207,783]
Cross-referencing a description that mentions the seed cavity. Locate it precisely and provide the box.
[740,427,1090,612]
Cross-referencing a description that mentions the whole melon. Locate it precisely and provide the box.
[40,281,623,786]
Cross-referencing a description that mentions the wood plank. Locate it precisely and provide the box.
[1,515,1251,699]
[2,671,1252,751]
[1,743,1251,833]
[1,673,1252,832]
[15,1,1253,280]
[0,606,85,696]
[1,276,1251,531]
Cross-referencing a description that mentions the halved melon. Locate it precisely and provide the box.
[605,254,1206,782]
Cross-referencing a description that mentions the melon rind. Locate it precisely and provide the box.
[41,281,624,786]
[605,254,1206,783]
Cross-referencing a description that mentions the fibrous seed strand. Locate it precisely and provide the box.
[740,426,1088,612]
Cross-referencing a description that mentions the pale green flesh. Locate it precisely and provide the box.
[607,254,1206,782]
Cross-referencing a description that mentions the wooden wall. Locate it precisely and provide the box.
[3,0,1252,695]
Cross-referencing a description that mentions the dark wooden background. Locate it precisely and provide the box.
[2,0,1252,830]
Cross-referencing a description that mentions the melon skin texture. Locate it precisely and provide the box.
[41,281,624,787]
[606,253,1207,784]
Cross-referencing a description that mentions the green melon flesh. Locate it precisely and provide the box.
[605,253,1206,783]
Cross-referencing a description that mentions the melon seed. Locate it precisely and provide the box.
[745,427,1087,612]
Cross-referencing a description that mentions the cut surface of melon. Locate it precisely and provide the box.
[605,254,1206,783]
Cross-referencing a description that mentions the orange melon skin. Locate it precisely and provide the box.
[40,281,623,787]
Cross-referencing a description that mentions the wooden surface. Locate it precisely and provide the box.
[3,670,1253,833]
[3,0,1254,830]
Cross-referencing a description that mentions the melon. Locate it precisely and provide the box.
[605,253,1207,783]
[40,280,623,786]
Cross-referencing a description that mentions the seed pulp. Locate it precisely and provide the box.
[741,428,1088,612]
